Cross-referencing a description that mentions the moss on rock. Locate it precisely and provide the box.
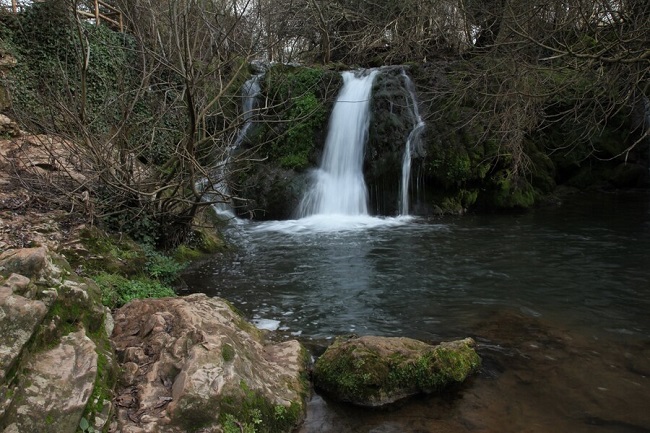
[313,335,480,407]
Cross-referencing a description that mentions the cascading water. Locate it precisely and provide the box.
[399,70,425,216]
[233,74,262,148]
[298,70,379,217]
[212,72,263,218]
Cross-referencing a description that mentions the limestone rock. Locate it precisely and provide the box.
[313,335,481,407]
[0,248,115,433]
[0,275,48,386]
[0,134,88,187]
[111,294,309,433]
[1,330,98,433]
[0,247,61,284]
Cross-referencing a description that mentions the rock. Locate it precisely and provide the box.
[0,288,48,386]
[0,247,61,284]
[233,164,309,220]
[610,163,649,188]
[313,335,480,407]
[1,330,98,433]
[111,294,309,433]
[0,134,88,186]
[0,115,20,137]
[0,247,48,279]
[0,248,116,433]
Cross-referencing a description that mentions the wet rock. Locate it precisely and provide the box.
[233,165,309,220]
[111,294,309,433]
[1,330,98,433]
[313,335,480,407]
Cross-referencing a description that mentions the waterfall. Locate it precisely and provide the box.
[212,72,263,217]
[298,70,379,217]
[399,70,425,216]
[233,74,262,148]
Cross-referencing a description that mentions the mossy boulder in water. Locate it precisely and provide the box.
[313,335,480,407]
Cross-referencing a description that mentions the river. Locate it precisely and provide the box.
[183,190,650,433]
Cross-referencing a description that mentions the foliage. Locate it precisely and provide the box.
[221,343,236,362]
[219,381,303,433]
[92,272,176,309]
[79,417,95,433]
[262,66,338,170]
[144,246,186,284]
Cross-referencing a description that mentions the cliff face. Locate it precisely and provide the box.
[232,61,649,220]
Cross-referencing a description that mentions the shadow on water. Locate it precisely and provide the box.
[182,191,650,433]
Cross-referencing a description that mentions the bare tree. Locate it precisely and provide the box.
[4,0,265,247]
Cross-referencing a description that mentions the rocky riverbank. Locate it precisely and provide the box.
[0,247,311,433]
[0,244,482,432]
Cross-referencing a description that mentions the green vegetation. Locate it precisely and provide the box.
[313,338,481,405]
[218,381,303,433]
[221,344,236,362]
[262,66,341,170]
[92,273,176,309]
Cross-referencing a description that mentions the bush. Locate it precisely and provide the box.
[144,248,186,284]
[93,272,176,309]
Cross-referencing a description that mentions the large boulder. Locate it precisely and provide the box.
[0,274,49,389]
[111,294,309,433]
[313,335,480,407]
[1,330,98,433]
[0,247,115,433]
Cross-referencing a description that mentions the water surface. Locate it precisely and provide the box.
[183,191,650,432]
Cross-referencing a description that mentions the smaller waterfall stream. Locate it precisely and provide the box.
[233,74,262,147]
[212,72,263,218]
[399,70,425,216]
[298,70,379,217]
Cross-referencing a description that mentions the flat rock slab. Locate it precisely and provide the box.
[313,335,481,407]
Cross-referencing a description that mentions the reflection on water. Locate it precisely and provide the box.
[183,191,650,432]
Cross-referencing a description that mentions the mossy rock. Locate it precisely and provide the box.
[313,335,480,407]
[60,226,146,276]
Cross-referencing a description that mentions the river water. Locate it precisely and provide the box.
[183,191,650,433]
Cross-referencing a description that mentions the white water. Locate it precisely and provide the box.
[399,70,425,216]
[212,73,263,219]
[298,70,379,218]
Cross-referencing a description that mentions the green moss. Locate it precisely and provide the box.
[314,338,481,405]
[222,344,235,363]
[258,66,341,171]
[82,331,118,432]
[313,343,389,402]
[173,245,204,262]
[487,172,537,209]
[65,227,146,276]
[172,394,221,432]
[32,279,104,352]
[218,381,304,433]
